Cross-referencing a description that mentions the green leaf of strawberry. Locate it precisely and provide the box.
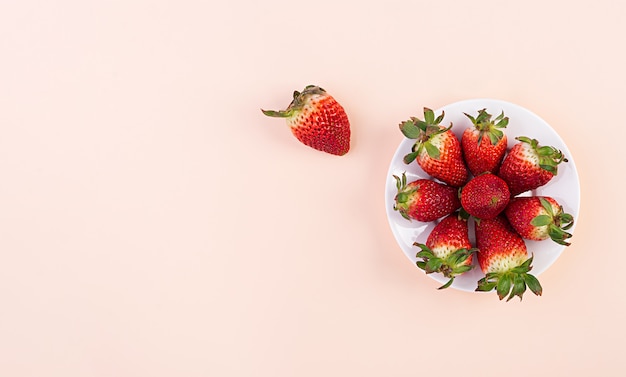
[399,120,423,139]
[476,275,498,292]
[424,108,436,124]
[524,274,543,296]
[496,274,513,300]
[530,215,552,227]
[509,274,527,301]
[402,151,420,164]
[424,142,440,159]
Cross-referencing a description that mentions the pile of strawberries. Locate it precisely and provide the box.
[393,108,573,301]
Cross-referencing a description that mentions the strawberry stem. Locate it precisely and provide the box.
[261,109,293,118]
[261,85,327,119]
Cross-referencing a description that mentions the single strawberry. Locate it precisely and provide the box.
[413,213,476,289]
[460,173,511,220]
[498,136,568,196]
[504,196,574,246]
[475,215,542,301]
[461,109,509,175]
[392,172,461,222]
[400,108,468,187]
[261,85,350,155]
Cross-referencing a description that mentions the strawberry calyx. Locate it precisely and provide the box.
[475,256,543,301]
[531,198,574,246]
[400,107,451,163]
[392,172,417,221]
[516,136,568,174]
[464,109,508,146]
[413,243,476,289]
[261,85,326,118]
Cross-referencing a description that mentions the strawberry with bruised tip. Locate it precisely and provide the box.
[262,85,350,156]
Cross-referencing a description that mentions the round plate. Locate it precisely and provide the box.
[385,99,580,292]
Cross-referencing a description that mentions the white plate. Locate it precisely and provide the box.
[385,99,580,292]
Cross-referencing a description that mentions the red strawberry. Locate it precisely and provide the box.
[460,173,510,220]
[475,215,543,301]
[504,196,574,246]
[261,85,350,155]
[498,136,568,196]
[461,109,509,175]
[400,108,468,187]
[392,172,461,222]
[413,213,476,289]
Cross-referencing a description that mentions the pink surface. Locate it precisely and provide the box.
[1,1,624,376]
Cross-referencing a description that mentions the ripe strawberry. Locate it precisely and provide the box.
[392,172,461,222]
[498,136,568,196]
[261,85,350,155]
[413,213,476,289]
[475,215,543,301]
[504,196,574,246]
[461,109,509,175]
[399,108,468,187]
[460,173,510,220]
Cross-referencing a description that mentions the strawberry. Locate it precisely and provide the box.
[261,85,350,156]
[413,213,476,289]
[399,108,468,187]
[460,173,510,220]
[392,172,461,222]
[475,215,542,301]
[461,109,509,175]
[504,196,574,246]
[498,136,568,196]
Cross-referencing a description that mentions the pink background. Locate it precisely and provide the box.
[1,0,624,376]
